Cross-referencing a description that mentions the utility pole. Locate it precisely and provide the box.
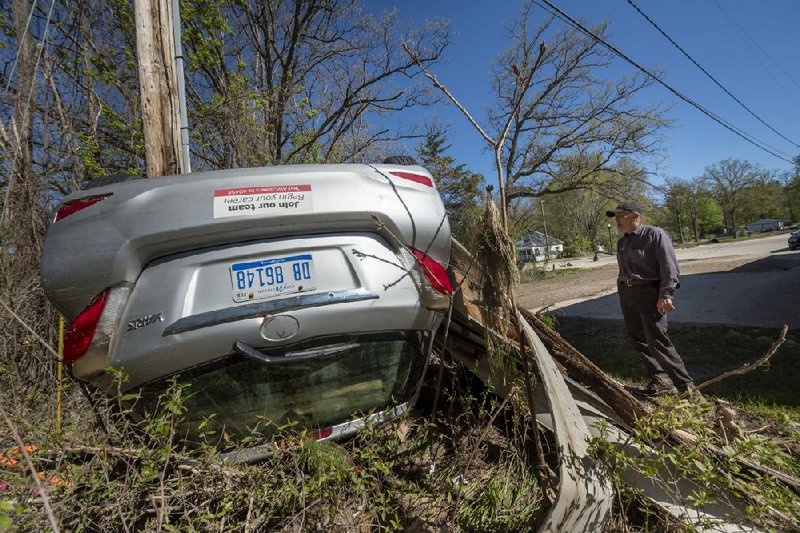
[540,197,551,273]
[134,0,184,177]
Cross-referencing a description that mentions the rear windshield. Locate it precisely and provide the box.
[136,331,430,445]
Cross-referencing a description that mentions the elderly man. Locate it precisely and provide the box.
[606,201,694,395]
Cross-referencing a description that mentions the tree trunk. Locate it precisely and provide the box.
[540,197,551,272]
[689,207,700,242]
[4,0,45,275]
[674,210,685,245]
[134,0,183,177]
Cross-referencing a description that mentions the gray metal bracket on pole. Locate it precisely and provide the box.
[171,0,191,174]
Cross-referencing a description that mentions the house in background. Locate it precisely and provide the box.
[516,231,564,263]
[745,219,784,233]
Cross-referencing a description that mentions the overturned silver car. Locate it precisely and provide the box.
[42,162,451,459]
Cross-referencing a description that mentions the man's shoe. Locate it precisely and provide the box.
[643,379,678,396]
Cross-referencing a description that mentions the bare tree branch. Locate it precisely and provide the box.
[696,325,788,392]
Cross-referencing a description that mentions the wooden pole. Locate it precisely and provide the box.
[134,0,183,177]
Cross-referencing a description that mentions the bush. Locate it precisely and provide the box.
[0,363,544,532]
[562,236,592,258]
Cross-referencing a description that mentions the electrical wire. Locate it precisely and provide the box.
[627,0,799,150]
[713,0,800,94]
[531,0,793,164]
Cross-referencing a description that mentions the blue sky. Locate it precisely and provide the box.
[369,0,799,188]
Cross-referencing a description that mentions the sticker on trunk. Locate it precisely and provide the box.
[213,185,312,218]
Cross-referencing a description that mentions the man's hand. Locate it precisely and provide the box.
[657,297,675,315]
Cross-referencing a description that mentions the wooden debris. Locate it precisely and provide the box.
[443,237,799,531]
[714,400,743,442]
[696,325,788,391]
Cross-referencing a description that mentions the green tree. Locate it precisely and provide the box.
[661,178,724,241]
[702,159,766,236]
[540,159,649,251]
[695,195,725,236]
[416,128,484,249]
[778,170,800,223]
[662,178,690,244]
[739,178,785,223]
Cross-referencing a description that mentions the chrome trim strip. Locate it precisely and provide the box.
[219,402,411,464]
[163,287,378,336]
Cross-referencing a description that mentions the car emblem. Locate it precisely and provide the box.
[127,312,164,331]
[260,315,299,341]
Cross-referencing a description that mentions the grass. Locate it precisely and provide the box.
[736,397,800,427]
[519,265,583,284]
[552,317,800,407]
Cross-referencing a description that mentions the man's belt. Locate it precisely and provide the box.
[620,278,659,287]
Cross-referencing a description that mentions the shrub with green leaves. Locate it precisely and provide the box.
[589,393,800,532]
[0,362,547,531]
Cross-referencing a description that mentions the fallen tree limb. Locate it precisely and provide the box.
[444,237,799,530]
[520,308,800,497]
[696,325,788,392]
[519,307,650,428]
[449,242,614,530]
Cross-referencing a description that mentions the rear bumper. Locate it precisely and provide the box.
[85,232,440,390]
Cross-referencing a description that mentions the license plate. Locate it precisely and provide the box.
[230,254,316,302]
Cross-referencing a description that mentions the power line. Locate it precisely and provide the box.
[713,0,800,94]
[531,0,793,164]
[626,0,800,150]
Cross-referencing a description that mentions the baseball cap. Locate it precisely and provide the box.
[606,200,644,217]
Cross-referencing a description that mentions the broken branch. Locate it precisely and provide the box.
[696,325,788,392]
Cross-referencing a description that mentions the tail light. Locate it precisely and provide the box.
[389,171,433,188]
[411,248,452,295]
[398,247,452,310]
[54,194,110,222]
[66,285,131,380]
[64,289,110,363]
[315,427,333,440]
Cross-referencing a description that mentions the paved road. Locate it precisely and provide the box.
[549,232,795,271]
[550,233,800,328]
